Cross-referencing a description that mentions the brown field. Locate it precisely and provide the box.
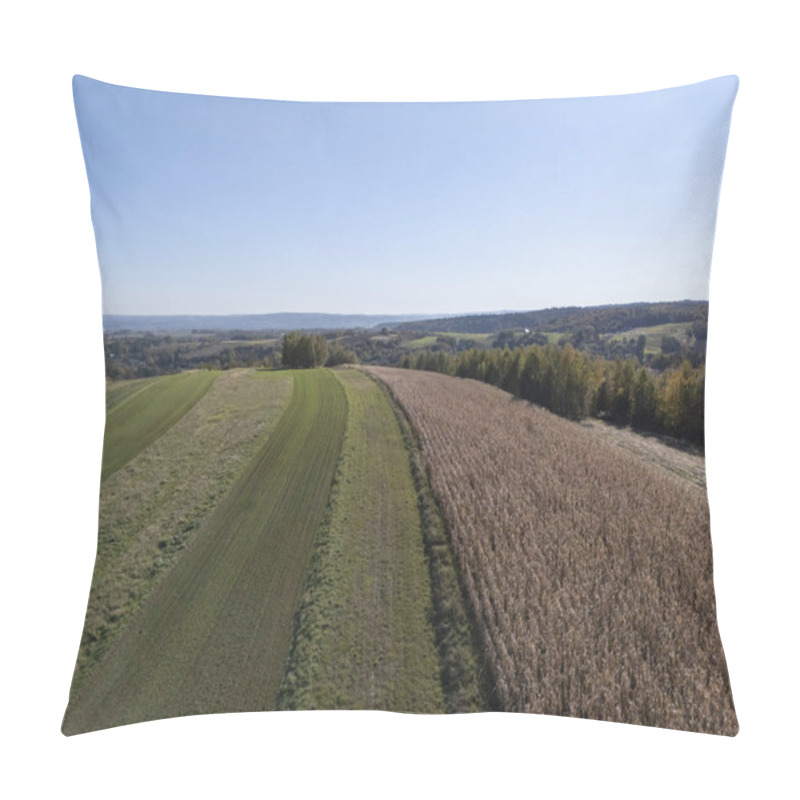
[366,366,737,735]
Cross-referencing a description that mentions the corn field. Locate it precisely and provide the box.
[367,366,737,735]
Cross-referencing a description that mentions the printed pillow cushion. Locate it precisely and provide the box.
[63,75,739,736]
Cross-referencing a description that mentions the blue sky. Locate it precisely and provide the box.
[74,75,738,316]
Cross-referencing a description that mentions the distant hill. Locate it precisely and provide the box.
[395,300,708,336]
[104,302,708,336]
[103,312,435,333]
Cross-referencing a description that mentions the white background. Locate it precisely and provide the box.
[2,2,797,797]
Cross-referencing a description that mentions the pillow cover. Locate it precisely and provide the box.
[63,75,739,736]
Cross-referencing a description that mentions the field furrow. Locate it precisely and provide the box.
[63,369,347,735]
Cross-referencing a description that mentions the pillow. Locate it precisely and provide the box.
[63,75,739,736]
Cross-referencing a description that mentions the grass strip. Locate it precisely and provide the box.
[63,369,347,735]
[279,368,444,712]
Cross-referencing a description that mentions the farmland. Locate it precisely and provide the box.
[63,369,347,733]
[69,369,293,698]
[605,321,696,354]
[403,332,494,350]
[100,370,218,480]
[105,375,163,411]
[65,366,481,734]
[65,352,735,735]
[368,366,738,735]
[278,369,447,712]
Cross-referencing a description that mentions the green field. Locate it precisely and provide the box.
[105,375,164,412]
[101,371,219,480]
[404,335,439,350]
[70,370,293,698]
[64,369,347,734]
[439,331,494,343]
[538,331,563,345]
[605,321,694,353]
[403,332,494,350]
[279,369,445,711]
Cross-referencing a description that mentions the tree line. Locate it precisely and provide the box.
[396,300,708,336]
[104,333,282,379]
[400,344,705,446]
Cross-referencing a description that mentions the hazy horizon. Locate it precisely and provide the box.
[75,76,737,316]
[103,297,708,320]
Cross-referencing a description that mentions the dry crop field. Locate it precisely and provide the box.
[367,366,738,735]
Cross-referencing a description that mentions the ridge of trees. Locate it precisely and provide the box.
[400,344,705,446]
